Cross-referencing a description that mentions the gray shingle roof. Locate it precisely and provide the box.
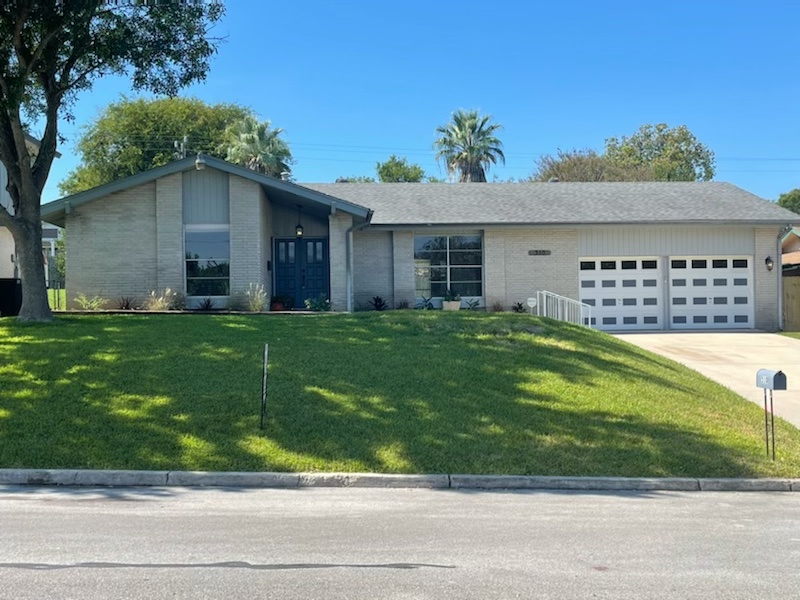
[304,182,798,226]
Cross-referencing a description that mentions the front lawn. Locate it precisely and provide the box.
[2,312,799,477]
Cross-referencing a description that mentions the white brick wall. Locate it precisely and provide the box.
[156,173,183,291]
[66,182,158,307]
[329,212,352,311]
[229,175,264,296]
[485,228,579,309]
[754,226,780,330]
[392,231,415,307]
[353,230,393,309]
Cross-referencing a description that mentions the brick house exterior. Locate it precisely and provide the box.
[41,156,797,331]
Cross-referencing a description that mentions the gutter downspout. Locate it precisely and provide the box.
[778,225,791,330]
[345,210,373,312]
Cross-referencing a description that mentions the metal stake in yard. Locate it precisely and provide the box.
[260,343,270,430]
[755,369,786,461]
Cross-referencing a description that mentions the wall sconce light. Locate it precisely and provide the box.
[195,152,206,171]
[765,256,774,271]
[295,205,304,239]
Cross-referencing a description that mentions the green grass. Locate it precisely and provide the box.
[782,332,800,340]
[1,312,799,477]
[47,288,66,311]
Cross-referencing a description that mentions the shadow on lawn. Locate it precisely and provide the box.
[0,313,787,477]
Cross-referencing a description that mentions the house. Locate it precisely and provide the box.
[40,155,798,331]
[0,137,61,280]
[780,227,800,276]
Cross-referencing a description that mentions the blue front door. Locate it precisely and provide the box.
[274,238,329,309]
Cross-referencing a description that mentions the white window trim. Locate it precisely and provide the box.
[184,224,231,298]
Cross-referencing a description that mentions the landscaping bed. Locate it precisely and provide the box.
[2,312,799,477]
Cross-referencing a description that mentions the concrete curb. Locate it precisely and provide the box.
[1,469,799,491]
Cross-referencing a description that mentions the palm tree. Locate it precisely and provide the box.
[434,109,505,182]
[220,116,293,178]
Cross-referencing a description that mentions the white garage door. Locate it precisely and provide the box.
[579,255,755,331]
[578,257,664,331]
[667,256,753,329]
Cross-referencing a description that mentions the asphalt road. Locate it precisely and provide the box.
[1,486,799,599]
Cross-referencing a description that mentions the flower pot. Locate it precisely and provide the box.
[442,300,461,311]
[270,302,285,311]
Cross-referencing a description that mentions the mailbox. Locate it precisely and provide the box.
[756,369,787,391]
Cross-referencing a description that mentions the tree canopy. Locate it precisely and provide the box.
[376,155,426,182]
[531,149,656,182]
[605,123,715,181]
[0,1,224,320]
[434,109,505,182]
[60,97,251,195]
[218,115,293,179]
[777,188,800,215]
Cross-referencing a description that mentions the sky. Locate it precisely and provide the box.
[41,0,800,204]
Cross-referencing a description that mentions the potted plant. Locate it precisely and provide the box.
[270,295,294,311]
[442,289,461,311]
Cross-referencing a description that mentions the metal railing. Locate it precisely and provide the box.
[536,290,592,327]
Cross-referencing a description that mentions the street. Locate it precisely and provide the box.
[0,485,798,599]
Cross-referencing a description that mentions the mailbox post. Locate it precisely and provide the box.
[755,369,786,461]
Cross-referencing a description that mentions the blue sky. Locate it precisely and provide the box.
[42,0,800,203]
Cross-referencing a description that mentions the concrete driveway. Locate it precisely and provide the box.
[614,332,800,429]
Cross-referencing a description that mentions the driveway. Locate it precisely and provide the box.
[614,332,800,429]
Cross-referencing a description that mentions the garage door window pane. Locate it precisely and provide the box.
[734,297,748,304]
[621,260,637,269]
[601,261,616,270]
[622,298,636,306]
[642,260,657,269]
[733,259,748,268]
[580,261,596,270]
[672,297,687,305]
[734,278,747,286]
[643,298,657,306]
[643,279,657,287]
[602,299,615,306]
[603,317,617,325]
[735,315,749,323]
[693,297,707,305]
[671,260,687,269]
[713,297,728,305]
[643,316,658,324]
[673,279,686,286]
[713,259,728,268]
[692,259,707,268]
[693,316,707,324]
[622,280,636,287]
[583,299,596,306]
[623,317,637,325]
[602,280,616,288]
[714,316,728,323]
[693,279,707,286]
[713,278,727,286]
[673,316,687,324]
[581,280,595,288]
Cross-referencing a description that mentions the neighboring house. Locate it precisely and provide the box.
[780,227,800,276]
[40,155,798,331]
[0,137,61,280]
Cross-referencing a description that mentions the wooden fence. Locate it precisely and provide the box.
[783,277,800,331]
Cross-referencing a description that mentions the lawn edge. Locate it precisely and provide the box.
[0,469,797,492]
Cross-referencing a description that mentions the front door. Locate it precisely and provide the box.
[274,238,329,309]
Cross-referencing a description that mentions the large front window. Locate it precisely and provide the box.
[414,234,483,298]
[185,226,230,296]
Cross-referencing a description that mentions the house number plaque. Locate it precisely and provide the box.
[528,250,551,256]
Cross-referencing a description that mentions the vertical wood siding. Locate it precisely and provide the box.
[183,169,229,224]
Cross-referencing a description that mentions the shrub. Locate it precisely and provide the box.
[512,301,526,314]
[396,299,411,310]
[117,296,136,310]
[465,298,481,310]
[196,297,216,311]
[490,300,505,312]
[143,288,183,311]
[304,294,331,312]
[415,296,434,310]
[74,293,107,311]
[369,296,388,311]
[245,283,268,312]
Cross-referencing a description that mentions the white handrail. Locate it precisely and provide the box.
[536,290,592,327]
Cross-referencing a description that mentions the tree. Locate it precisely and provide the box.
[605,123,715,181]
[777,188,800,214]
[60,97,251,195]
[531,148,656,182]
[219,115,293,178]
[0,2,224,321]
[376,155,426,182]
[434,109,505,182]
[335,175,376,183]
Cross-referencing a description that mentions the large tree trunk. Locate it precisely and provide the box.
[12,215,52,322]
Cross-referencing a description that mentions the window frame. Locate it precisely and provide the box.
[413,233,483,299]
[184,223,231,298]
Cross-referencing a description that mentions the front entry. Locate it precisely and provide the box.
[274,238,329,309]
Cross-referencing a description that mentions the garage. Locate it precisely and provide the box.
[579,255,754,331]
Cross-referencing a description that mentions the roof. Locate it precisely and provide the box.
[783,250,800,266]
[41,155,371,227]
[304,181,799,227]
